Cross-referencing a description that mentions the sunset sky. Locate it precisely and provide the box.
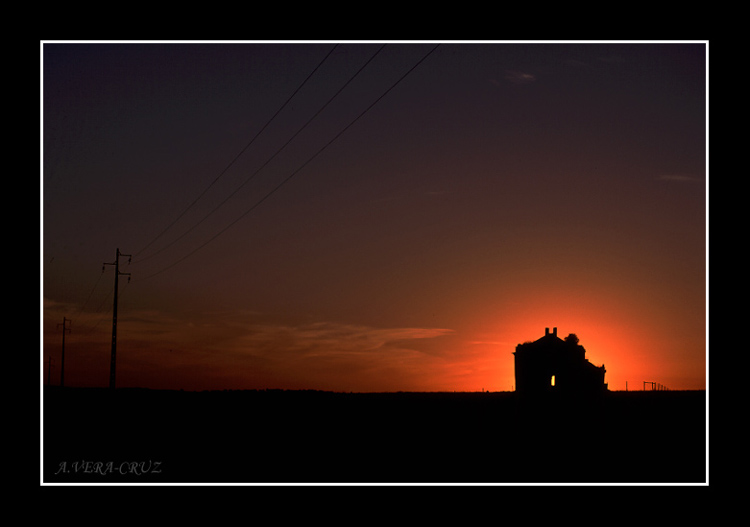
[41,41,707,392]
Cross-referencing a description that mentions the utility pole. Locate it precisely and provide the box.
[47,357,54,386]
[57,317,71,387]
[103,248,131,389]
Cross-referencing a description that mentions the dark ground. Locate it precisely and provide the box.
[41,387,706,484]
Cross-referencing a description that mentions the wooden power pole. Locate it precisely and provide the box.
[57,317,71,387]
[103,248,131,389]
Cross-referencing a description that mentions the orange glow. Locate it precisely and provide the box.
[42,43,707,395]
[42,268,706,392]
[466,277,706,392]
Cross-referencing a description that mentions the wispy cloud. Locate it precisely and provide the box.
[216,320,456,391]
[235,321,455,358]
[43,299,460,390]
[490,70,537,87]
[503,70,536,85]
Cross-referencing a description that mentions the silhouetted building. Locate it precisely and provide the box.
[514,327,607,395]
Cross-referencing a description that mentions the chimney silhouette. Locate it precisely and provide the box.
[545,327,558,337]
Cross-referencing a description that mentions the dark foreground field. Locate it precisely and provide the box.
[42,387,706,484]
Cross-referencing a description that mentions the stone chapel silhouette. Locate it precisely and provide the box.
[514,327,607,395]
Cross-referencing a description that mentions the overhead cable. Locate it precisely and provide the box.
[137,44,440,282]
[134,44,386,265]
[133,44,339,259]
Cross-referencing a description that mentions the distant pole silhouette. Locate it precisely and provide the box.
[57,317,71,387]
[103,248,131,389]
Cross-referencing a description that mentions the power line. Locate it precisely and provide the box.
[72,267,105,321]
[138,44,440,282]
[133,44,340,259]
[76,279,132,337]
[133,44,386,266]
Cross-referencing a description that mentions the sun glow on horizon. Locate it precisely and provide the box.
[42,248,706,393]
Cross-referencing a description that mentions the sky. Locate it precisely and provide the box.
[41,41,707,392]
